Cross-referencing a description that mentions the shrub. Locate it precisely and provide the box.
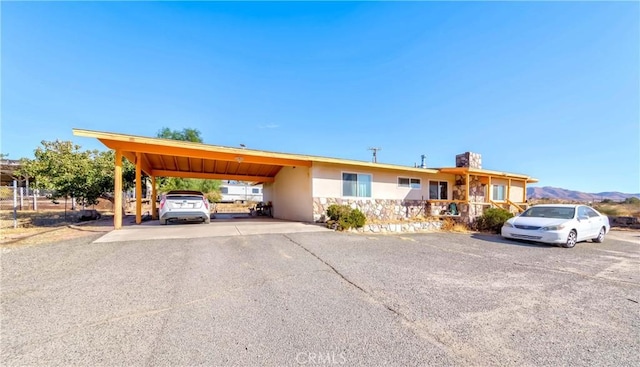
[475,207,513,233]
[595,206,620,216]
[327,204,351,221]
[326,204,366,230]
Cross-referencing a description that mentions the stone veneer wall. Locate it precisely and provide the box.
[451,174,488,222]
[455,152,482,169]
[355,221,443,234]
[313,197,428,222]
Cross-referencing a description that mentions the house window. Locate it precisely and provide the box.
[429,181,448,200]
[492,185,506,201]
[342,173,372,197]
[398,177,421,189]
[252,188,260,194]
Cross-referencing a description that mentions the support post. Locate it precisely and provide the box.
[33,190,38,211]
[523,180,527,203]
[19,187,24,210]
[151,176,158,220]
[114,150,123,229]
[13,180,17,229]
[135,152,142,224]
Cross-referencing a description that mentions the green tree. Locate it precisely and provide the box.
[19,140,135,207]
[155,127,221,200]
[157,127,203,143]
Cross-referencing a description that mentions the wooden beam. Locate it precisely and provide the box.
[152,169,275,183]
[151,176,158,220]
[114,150,123,230]
[135,152,142,225]
[106,141,312,167]
[121,151,153,176]
[523,179,527,202]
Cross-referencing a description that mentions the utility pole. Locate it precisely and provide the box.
[368,147,382,163]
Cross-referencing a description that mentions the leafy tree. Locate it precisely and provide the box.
[157,127,203,143]
[19,140,135,207]
[155,127,221,200]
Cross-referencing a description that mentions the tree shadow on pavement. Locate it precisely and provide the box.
[471,233,553,248]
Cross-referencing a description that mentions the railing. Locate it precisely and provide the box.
[507,199,525,213]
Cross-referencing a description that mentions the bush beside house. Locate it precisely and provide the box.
[326,204,366,231]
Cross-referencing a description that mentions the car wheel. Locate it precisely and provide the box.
[159,218,167,225]
[593,227,606,243]
[204,217,210,224]
[562,230,577,248]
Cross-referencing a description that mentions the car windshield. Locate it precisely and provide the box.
[521,206,575,219]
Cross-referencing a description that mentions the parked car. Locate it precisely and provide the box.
[158,190,211,225]
[501,204,610,248]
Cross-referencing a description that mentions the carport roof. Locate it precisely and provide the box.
[73,129,442,183]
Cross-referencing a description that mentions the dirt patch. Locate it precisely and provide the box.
[0,218,113,247]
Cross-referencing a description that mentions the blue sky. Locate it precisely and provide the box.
[2,2,639,193]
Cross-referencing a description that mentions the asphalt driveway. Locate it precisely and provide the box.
[1,230,638,366]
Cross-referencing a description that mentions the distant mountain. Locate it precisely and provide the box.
[527,186,640,202]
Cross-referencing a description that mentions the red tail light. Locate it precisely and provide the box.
[159,198,166,210]
[202,197,209,210]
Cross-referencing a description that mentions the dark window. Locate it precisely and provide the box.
[429,181,448,200]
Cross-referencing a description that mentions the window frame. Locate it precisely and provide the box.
[492,184,507,201]
[342,171,373,198]
[397,176,421,190]
[428,180,449,200]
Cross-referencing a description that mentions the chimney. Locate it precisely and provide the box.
[420,154,427,169]
[455,152,482,169]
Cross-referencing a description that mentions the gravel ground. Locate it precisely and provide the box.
[1,230,638,366]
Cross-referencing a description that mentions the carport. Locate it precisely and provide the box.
[73,129,312,229]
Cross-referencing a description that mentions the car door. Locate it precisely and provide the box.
[584,207,605,237]
[575,206,594,241]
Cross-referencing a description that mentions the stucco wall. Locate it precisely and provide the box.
[311,162,454,201]
[264,166,313,222]
[510,180,525,202]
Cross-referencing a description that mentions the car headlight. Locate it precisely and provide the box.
[503,222,513,228]
[541,224,565,231]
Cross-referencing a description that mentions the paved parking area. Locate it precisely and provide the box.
[1,230,638,366]
[95,217,331,243]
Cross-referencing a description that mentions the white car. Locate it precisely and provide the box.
[501,204,610,248]
[159,190,211,225]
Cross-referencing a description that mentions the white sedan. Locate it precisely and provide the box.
[501,204,610,248]
[158,190,211,225]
